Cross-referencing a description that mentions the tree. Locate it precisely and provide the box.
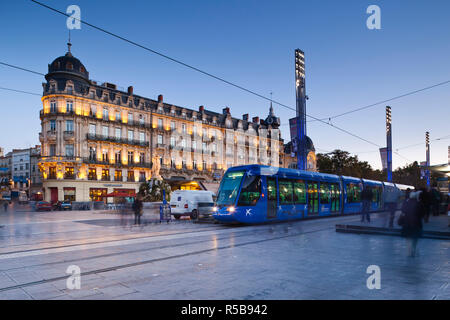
[392,161,426,188]
[139,179,172,202]
[317,149,383,179]
[317,149,428,186]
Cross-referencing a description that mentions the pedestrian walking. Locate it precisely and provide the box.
[419,188,432,223]
[399,191,425,257]
[3,201,8,212]
[430,188,441,216]
[383,186,400,228]
[360,185,373,223]
[133,196,143,225]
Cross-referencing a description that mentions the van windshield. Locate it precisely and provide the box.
[216,171,245,206]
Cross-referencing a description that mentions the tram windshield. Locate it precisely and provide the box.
[216,171,245,206]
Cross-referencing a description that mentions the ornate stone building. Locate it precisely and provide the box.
[283,136,317,171]
[39,47,285,202]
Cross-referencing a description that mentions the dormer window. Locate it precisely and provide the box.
[66,62,73,70]
[80,66,85,73]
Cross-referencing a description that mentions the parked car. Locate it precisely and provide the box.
[60,201,72,211]
[36,201,52,211]
[169,190,215,220]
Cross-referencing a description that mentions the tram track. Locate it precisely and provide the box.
[0,223,336,293]
[2,224,307,271]
[0,224,228,256]
[0,213,362,257]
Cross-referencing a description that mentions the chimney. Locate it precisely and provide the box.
[222,107,230,115]
[199,105,204,112]
[158,94,163,103]
[243,114,249,121]
[127,86,133,95]
[252,116,259,124]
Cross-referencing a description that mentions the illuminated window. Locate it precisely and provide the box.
[64,167,74,179]
[88,168,97,180]
[279,179,293,205]
[114,170,122,181]
[101,169,110,181]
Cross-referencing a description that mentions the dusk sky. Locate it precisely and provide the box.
[1,0,449,170]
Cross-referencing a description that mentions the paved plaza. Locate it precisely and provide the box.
[0,203,448,300]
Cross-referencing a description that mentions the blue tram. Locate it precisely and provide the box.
[212,165,413,224]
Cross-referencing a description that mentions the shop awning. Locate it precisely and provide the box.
[103,190,136,198]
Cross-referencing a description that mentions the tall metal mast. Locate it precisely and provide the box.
[295,49,307,170]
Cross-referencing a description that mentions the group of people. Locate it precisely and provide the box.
[360,184,444,257]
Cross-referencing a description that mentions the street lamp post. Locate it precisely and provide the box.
[426,131,430,187]
[386,106,392,182]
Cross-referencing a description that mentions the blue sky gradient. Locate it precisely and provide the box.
[1,0,449,169]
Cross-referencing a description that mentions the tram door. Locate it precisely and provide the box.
[308,182,319,215]
[267,178,277,219]
[330,184,341,213]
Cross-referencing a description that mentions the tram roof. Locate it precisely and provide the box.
[226,165,341,182]
[362,179,383,186]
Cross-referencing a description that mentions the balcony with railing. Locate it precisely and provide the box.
[46,130,57,141]
[64,173,75,180]
[63,131,75,141]
[82,157,152,169]
[86,133,149,147]
[40,109,151,129]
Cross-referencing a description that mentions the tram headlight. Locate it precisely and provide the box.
[227,206,235,213]
[212,206,218,212]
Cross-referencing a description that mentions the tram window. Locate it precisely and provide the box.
[267,179,277,201]
[372,186,381,203]
[320,183,330,204]
[346,183,361,203]
[216,171,244,206]
[293,180,306,204]
[237,175,261,206]
[279,179,293,205]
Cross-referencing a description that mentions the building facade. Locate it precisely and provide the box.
[39,48,285,203]
[0,146,42,196]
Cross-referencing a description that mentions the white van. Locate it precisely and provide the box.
[170,190,215,220]
[18,191,29,204]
